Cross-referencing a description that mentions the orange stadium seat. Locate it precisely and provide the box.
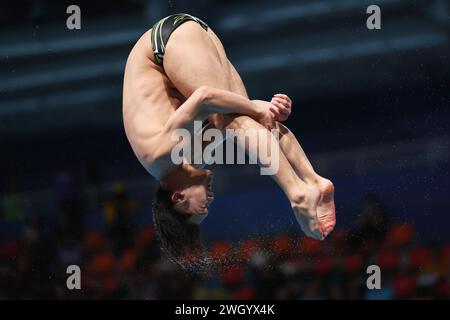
[134,226,155,248]
[393,275,416,298]
[222,264,245,287]
[328,229,347,249]
[298,236,322,256]
[439,244,450,271]
[386,223,415,247]
[121,249,138,271]
[271,234,293,256]
[233,286,255,300]
[344,253,364,274]
[376,249,400,271]
[210,241,233,261]
[238,238,260,260]
[90,252,116,274]
[83,231,108,252]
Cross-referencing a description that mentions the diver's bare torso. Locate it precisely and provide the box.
[123,25,240,180]
[123,28,181,179]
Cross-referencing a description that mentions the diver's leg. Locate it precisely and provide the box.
[226,56,336,237]
[273,122,336,237]
[218,115,325,240]
[163,21,331,239]
[163,21,232,97]
[225,64,336,238]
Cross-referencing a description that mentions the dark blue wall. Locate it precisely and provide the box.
[202,163,450,243]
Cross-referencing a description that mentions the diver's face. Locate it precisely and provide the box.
[175,169,214,215]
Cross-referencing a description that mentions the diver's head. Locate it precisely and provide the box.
[152,164,214,272]
[160,164,214,223]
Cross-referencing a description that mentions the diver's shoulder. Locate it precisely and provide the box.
[144,151,174,181]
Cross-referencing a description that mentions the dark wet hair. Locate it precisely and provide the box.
[152,185,212,274]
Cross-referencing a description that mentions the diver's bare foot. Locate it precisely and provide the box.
[315,178,336,239]
[291,186,323,240]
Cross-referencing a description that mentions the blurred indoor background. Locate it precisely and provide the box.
[0,0,449,299]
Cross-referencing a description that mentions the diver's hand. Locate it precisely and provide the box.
[252,99,276,129]
[270,93,292,122]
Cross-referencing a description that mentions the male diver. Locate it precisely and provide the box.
[123,14,336,269]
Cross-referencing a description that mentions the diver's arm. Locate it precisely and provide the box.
[162,86,272,133]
